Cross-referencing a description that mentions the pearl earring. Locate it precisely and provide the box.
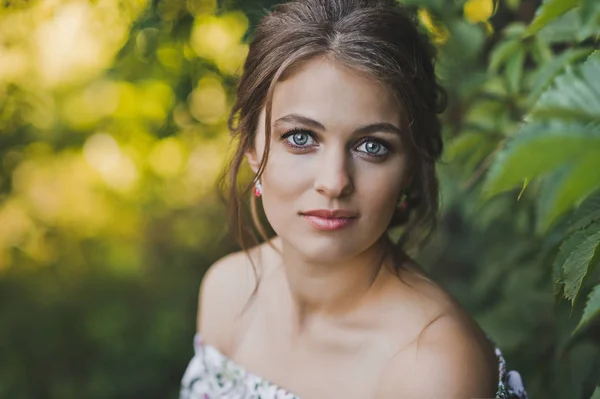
[254,180,262,197]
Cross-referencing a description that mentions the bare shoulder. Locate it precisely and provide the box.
[376,306,498,398]
[375,267,498,398]
[197,238,282,354]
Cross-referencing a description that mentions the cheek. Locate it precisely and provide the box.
[260,149,312,220]
[357,161,405,216]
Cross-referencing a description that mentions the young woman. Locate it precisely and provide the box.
[181,0,528,398]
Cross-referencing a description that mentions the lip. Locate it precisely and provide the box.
[300,209,358,231]
[300,209,358,218]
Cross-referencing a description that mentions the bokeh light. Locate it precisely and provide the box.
[188,74,228,123]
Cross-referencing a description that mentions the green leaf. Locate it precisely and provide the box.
[563,228,600,303]
[585,49,600,62]
[463,99,510,133]
[552,221,600,285]
[530,34,553,65]
[444,132,486,161]
[538,8,600,44]
[483,122,600,197]
[504,47,525,94]
[489,40,521,73]
[568,191,600,234]
[505,0,521,11]
[538,8,581,43]
[538,166,572,233]
[517,178,529,200]
[532,50,600,123]
[591,385,600,399]
[528,47,593,104]
[525,0,580,36]
[568,210,600,234]
[503,22,527,39]
[580,0,600,28]
[438,20,486,72]
[574,284,600,334]
[444,132,497,178]
[536,153,600,233]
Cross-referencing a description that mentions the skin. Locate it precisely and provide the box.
[198,57,499,399]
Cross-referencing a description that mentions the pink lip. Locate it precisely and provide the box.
[303,215,356,231]
[300,209,358,231]
[301,209,358,218]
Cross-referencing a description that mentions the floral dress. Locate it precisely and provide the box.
[180,334,528,399]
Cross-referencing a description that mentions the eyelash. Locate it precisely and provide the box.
[279,128,391,159]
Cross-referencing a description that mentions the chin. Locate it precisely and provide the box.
[278,225,378,264]
[295,241,359,264]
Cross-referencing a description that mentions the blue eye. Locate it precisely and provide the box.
[356,139,389,156]
[280,129,316,148]
[290,132,310,146]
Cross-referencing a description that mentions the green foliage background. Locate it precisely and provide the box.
[1,0,599,397]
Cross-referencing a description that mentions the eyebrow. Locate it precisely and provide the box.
[273,113,402,137]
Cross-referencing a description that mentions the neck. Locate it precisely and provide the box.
[276,236,393,329]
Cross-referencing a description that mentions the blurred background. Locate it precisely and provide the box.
[1,0,600,397]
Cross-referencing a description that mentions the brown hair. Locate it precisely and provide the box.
[218,0,446,264]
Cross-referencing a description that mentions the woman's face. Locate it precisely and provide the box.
[249,57,408,262]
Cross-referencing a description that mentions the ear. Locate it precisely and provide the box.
[245,149,260,174]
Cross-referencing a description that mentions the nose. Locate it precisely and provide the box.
[313,146,354,198]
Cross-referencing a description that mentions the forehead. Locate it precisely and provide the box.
[270,57,401,128]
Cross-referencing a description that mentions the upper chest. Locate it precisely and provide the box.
[230,325,404,399]
[227,293,430,399]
